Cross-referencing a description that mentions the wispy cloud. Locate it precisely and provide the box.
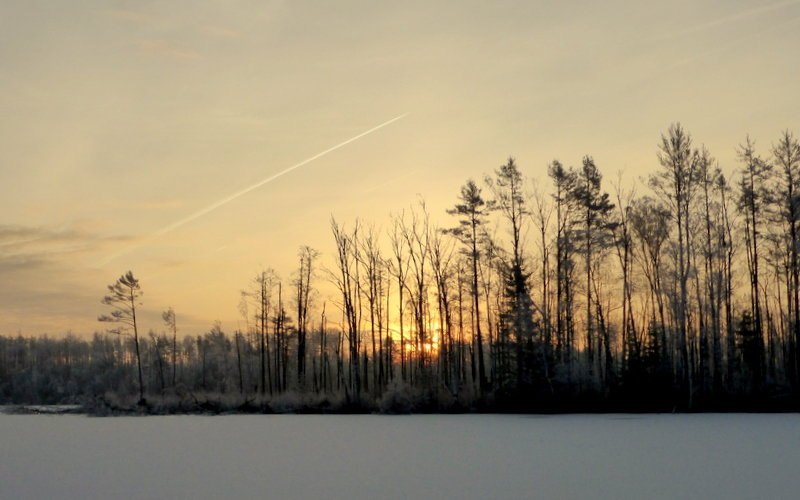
[200,25,242,39]
[0,225,126,271]
[647,0,800,43]
[102,8,153,25]
[0,226,115,334]
[135,39,200,60]
[665,13,800,71]
[1,225,87,252]
[361,169,420,195]
[611,8,800,99]
[690,0,800,31]
[137,199,186,211]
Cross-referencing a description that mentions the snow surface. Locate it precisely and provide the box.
[1,413,798,499]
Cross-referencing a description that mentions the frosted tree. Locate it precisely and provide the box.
[162,307,178,387]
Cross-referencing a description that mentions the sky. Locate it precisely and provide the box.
[1,0,799,336]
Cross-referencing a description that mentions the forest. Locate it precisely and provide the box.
[2,123,800,414]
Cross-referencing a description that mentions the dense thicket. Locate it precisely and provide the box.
[3,125,800,413]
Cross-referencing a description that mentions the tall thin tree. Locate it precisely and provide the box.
[99,271,145,403]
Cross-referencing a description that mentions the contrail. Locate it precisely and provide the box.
[98,113,408,267]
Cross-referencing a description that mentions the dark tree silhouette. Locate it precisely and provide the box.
[571,156,615,383]
[99,271,145,403]
[162,307,178,387]
[737,137,771,388]
[294,246,318,388]
[8,125,800,414]
[486,158,537,390]
[771,131,800,386]
[448,180,490,393]
[650,123,698,403]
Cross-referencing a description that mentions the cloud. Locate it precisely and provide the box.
[200,25,242,39]
[0,225,120,335]
[0,225,86,257]
[102,8,154,25]
[661,13,800,73]
[137,199,186,210]
[135,39,200,60]
[361,169,420,195]
[647,0,800,43]
[690,0,800,32]
[101,8,201,60]
[0,224,127,271]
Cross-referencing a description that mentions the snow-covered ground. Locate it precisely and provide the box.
[1,405,82,414]
[1,413,798,499]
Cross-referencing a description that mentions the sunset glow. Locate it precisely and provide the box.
[1,0,798,338]
[5,7,800,499]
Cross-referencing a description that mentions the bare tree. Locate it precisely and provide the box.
[398,202,432,381]
[356,225,384,391]
[242,270,278,394]
[99,271,145,403]
[530,180,554,355]
[630,197,671,378]
[162,307,178,387]
[389,214,410,381]
[548,161,578,377]
[430,221,456,390]
[486,157,537,389]
[447,180,490,393]
[571,156,616,384]
[294,246,319,388]
[650,123,698,404]
[329,217,362,398]
[695,149,724,393]
[611,176,637,374]
[772,131,800,384]
[737,136,772,387]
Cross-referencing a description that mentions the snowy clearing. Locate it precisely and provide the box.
[1,413,798,499]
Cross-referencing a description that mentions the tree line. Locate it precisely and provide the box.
[2,124,800,412]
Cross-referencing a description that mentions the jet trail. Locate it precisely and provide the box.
[98,113,408,267]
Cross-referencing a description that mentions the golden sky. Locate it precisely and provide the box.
[1,0,799,335]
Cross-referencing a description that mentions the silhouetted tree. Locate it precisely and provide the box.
[98,271,145,403]
[389,214,410,382]
[486,157,537,390]
[330,218,362,399]
[294,246,318,388]
[650,123,698,404]
[162,307,178,387]
[448,180,490,393]
[548,161,578,378]
[571,156,615,385]
[737,136,771,388]
[771,131,800,384]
